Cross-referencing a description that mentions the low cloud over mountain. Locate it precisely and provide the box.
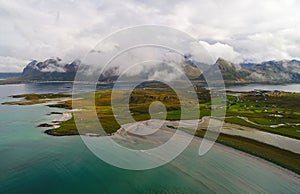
[19,57,300,84]
[22,58,80,81]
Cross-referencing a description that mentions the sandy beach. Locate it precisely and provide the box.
[114,117,300,154]
[51,112,72,129]
[109,120,300,184]
[43,110,300,182]
[212,140,300,182]
[111,119,300,186]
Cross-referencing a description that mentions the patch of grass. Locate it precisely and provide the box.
[2,93,71,106]
[45,117,79,136]
[11,93,71,100]
[47,100,72,109]
[226,91,300,139]
[2,99,51,105]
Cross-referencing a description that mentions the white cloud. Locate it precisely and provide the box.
[0,0,300,71]
[199,41,240,62]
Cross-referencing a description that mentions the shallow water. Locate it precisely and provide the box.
[0,83,299,193]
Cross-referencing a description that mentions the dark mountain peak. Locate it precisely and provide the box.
[21,58,118,82]
[215,57,241,72]
[238,59,300,82]
[22,58,80,81]
[65,59,81,73]
[206,58,249,82]
[215,57,227,64]
[289,59,300,63]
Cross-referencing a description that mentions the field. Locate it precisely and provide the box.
[226,91,300,139]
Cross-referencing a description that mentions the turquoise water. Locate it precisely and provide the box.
[0,83,299,193]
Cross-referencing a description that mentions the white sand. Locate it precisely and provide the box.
[112,119,300,185]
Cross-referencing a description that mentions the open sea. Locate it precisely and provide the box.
[0,83,299,193]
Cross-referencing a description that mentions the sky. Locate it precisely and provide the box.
[0,0,300,72]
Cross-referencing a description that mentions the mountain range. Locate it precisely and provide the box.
[212,58,300,83]
[7,57,300,84]
[22,58,80,81]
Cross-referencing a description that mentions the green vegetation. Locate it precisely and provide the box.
[226,91,300,139]
[3,88,300,140]
[45,117,79,136]
[1,93,71,105]
[11,93,71,100]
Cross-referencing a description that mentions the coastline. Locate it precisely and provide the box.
[4,89,300,175]
[212,140,300,183]
[110,119,300,182]
[51,112,73,128]
[42,111,300,152]
[42,111,73,136]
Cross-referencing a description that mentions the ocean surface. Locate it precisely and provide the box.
[0,83,299,193]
